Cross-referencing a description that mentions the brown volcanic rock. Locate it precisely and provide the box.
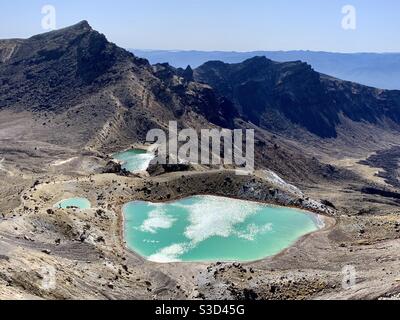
[194,56,400,138]
[0,21,145,111]
[0,21,236,151]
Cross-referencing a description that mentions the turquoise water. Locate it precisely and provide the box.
[55,198,91,210]
[123,195,321,263]
[113,149,155,173]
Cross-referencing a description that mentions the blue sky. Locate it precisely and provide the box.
[0,0,399,52]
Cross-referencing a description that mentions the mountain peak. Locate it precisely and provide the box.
[28,20,94,43]
[66,20,92,31]
[56,20,93,34]
[0,20,136,110]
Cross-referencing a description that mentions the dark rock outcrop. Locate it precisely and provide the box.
[194,56,400,138]
[0,20,235,133]
[101,161,129,176]
[146,162,193,177]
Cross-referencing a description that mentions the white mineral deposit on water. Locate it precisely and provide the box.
[123,195,322,262]
[55,197,91,210]
[113,149,155,173]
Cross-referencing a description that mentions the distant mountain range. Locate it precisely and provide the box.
[131,50,400,90]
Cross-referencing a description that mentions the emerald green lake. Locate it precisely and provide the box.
[113,149,154,172]
[123,195,322,263]
[55,197,91,210]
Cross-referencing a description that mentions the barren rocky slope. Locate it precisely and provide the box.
[194,57,400,139]
[0,21,235,152]
[0,22,399,300]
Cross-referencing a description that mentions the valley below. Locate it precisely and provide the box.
[0,137,399,300]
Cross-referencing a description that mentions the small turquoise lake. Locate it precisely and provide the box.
[113,149,154,173]
[123,195,322,263]
[55,198,91,210]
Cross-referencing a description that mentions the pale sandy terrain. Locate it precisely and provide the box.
[0,111,399,300]
[0,158,399,300]
[330,156,387,186]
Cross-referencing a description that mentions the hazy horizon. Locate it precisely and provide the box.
[130,48,400,54]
